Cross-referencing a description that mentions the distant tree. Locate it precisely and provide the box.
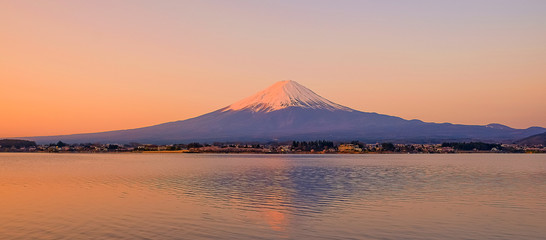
[187,142,203,149]
[57,141,67,147]
[107,144,119,150]
[291,140,334,151]
[0,139,36,148]
[381,143,395,151]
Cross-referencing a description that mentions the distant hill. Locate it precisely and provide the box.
[0,139,37,148]
[516,132,546,146]
[22,81,546,144]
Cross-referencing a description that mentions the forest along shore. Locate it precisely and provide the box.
[1,139,544,154]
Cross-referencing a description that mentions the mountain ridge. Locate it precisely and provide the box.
[21,81,545,144]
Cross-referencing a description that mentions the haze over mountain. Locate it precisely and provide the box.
[25,81,545,144]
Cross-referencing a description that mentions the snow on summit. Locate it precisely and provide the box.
[223,80,352,112]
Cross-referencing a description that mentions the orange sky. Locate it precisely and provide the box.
[1,1,545,138]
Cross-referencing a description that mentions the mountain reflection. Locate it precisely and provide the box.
[2,154,546,240]
[143,156,431,231]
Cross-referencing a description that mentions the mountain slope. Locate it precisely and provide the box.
[24,81,545,144]
[516,132,546,146]
[224,80,352,112]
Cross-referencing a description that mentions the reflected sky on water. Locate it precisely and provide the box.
[1,153,545,239]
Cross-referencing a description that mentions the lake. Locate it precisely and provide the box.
[1,153,545,239]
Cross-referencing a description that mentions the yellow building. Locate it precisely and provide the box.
[338,144,362,153]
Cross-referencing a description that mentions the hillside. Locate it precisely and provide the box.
[516,132,546,146]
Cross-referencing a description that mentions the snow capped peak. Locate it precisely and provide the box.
[223,80,353,112]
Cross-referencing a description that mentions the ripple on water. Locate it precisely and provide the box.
[0,153,545,239]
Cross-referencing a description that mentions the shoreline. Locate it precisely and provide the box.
[1,151,543,154]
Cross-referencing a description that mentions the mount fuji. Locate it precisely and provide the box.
[26,80,544,144]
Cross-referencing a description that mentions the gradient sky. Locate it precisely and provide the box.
[1,0,545,137]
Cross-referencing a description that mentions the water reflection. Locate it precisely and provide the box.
[142,154,546,236]
[1,153,546,239]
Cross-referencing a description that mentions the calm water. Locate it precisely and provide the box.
[1,153,545,240]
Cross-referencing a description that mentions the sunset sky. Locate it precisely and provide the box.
[1,0,545,138]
